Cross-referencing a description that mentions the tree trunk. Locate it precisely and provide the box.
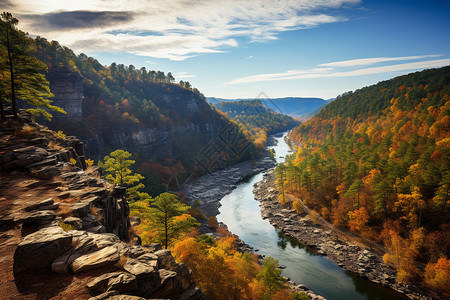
[164,219,168,249]
[5,24,17,118]
[0,90,4,119]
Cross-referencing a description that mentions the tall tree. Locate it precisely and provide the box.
[257,256,287,299]
[0,12,64,119]
[148,192,198,249]
[167,72,175,83]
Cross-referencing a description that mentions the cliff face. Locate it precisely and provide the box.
[46,69,84,121]
[0,112,204,300]
[44,71,233,168]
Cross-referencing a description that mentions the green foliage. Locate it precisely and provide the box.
[99,149,147,201]
[148,192,199,249]
[196,234,216,246]
[0,12,64,119]
[257,256,287,299]
[214,100,300,150]
[291,292,311,300]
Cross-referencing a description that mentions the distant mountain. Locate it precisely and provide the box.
[207,97,327,118]
[213,99,299,149]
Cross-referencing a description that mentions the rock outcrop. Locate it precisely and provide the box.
[0,112,204,299]
[46,69,84,121]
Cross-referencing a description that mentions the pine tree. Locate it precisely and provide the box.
[99,149,146,201]
[257,256,287,299]
[0,12,64,119]
[148,192,198,249]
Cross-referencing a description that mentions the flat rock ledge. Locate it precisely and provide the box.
[14,226,204,299]
[253,171,433,300]
[1,114,204,300]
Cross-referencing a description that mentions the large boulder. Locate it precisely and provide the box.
[87,271,138,295]
[154,249,177,270]
[52,231,123,273]
[123,258,156,281]
[14,226,72,273]
[3,146,49,169]
[71,245,120,273]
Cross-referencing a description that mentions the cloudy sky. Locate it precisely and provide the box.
[4,0,450,99]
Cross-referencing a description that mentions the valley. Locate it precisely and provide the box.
[1,4,449,299]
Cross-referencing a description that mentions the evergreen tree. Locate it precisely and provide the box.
[257,256,287,299]
[148,192,198,249]
[0,12,64,119]
[99,149,146,201]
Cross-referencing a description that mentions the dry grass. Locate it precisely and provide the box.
[15,124,36,137]
[115,255,129,268]
[59,197,78,204]
[57,203,71,217]
[48,140,65,151]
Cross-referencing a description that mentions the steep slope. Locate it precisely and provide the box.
[32,38,256,179]
[284,66,450,294]
[0,111,204,299]
[207,97,327,118]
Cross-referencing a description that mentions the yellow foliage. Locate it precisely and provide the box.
[424,257,450,298]
[292,200,303,214]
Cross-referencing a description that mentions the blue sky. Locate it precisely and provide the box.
[6,0,450,99]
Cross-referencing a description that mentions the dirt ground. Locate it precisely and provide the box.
[0,170,117,300]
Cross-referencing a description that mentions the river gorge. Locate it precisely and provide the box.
[216,133,412,300]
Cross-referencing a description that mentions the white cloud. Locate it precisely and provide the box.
[10,0,360,60]
[175,72,196,79]
[226,57,450,84]
[319,54,443,67]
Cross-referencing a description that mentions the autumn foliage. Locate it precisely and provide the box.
[279,66,450,291]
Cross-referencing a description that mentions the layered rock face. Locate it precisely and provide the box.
[46,69,84,121]
[0,113,204,299]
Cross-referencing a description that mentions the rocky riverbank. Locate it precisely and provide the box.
[181,151,276,233]
[181,134,329,300]
[253,171,434,300]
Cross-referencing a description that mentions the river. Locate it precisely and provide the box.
[217,133,407,300]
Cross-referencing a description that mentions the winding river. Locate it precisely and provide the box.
[217,133,407,300]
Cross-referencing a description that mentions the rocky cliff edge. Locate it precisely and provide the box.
[0,109,204,300]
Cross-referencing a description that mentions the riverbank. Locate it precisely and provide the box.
[253,171,433,300]
[181,145,276,233]
[181,133,329,300]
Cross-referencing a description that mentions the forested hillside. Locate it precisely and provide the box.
[283,66,450,293]
[214,100,300,149]
[30,37,258,193]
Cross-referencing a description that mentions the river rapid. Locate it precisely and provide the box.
[217,133,407,300]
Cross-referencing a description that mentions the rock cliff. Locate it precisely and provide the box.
[0,110,204,299]
[46,69,84,121]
